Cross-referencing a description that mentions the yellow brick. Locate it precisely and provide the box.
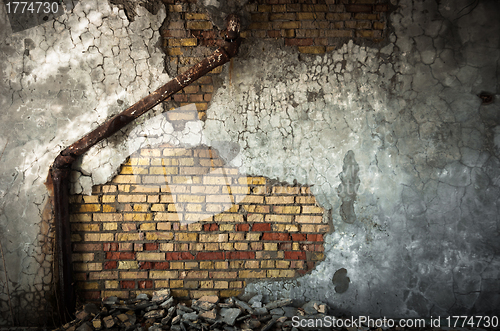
[155,212,181,221]
[265,196,294,204]
[219,224,234,232]
[176,232,198,241]
[149,167,178,175]
[129,158,150,166]
[103,223,118,231]
[215,261,229,269]
[234,243,248,250]
[82,195,99,203]
[272,224,299,232]
[102,185,117,193]
[264,243,278,251]
[214,214,244,222]
[71,234,82,242]
[214,281,229,289]
[84,233,114,241]
[118,261,139,270]
[201,280,214,289]
[188,223,202,231]
[185,204,203,212]
[74,263,102,272]
[200,233,228,243]
[140,149,161,157]
[292,242,300,250]
[170,262,184,269]
[71,223,99,231]
[72,253,94,262]
[222,186,250,195]
[298,46,326,54]
[113,175,140,184]
[130,185,160,193]
[295,215,322,223]
[261,260,275,268]
[136,252,165,261]
[185,262,199,269]
[160,243,174,251]
[265,215,293,223]
[139,223,156,231]
[220,290,243,298]
[302,206,323,213]
[133,204,149,212]
[70,214,91,222]
[245,261,259,269]
[246,233,261,241]
[118,185,130,192]
[102,195,116,203]
[148,195,159,203]
[273,206,301,214]
[118,195,147,203]
[220,243,234,250]
[77,204,100,213]
[177,195,205,203]
[151,204,165,212]
[116,233,143,241]
[124,213,153,222]
[146,232,174,241]
[229,233,245,241]
[247,214,264,222]
[240,196,264,204]
[272,186,301,195]
[105,280,119,289]
[150,271,179,279]
[276,260,290,268]
[169,280,184,288]
[103,205,117,213]
[120,271,147,279]
[102,290,129,299]
[94,213,122,222]
[200,261,214,269]
[190,243,204,250]
[311,252,324,261]
[203,176,228,185]
[231,281,244,289]
[239,270,266,278]
[277,21,300,29]
[185,13,208,20]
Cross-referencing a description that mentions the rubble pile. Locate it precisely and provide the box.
[56,290,330,331]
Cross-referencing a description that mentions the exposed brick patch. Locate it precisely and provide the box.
[71,145,330,300]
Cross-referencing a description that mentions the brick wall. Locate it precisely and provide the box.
[70,145,330,301]
[160,0,390,120]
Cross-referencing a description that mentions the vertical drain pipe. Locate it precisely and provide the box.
[50,14,241,323]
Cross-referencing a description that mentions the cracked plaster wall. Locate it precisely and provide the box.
[0,0,168,325]
[1,0,500,326]
[203,0,500,317]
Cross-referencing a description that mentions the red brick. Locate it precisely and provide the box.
[104,243,119,251]
[236,224,250,231]
[197,252,225,260]
[140,262,154,270]
[285,38,313,46]
[121,281,136,289]
[291,233,307,241]
[154,262,170,270]
[307,234,323,241]
[226,252,255,260]
[345,4,373,12]
[104,261,117,269]
[285,251,306,260]
[144,243,159,251]
[203,223,219,231]
[252,223,271,232]
[301,244,316,251]
[315,244,324,252]
[262,233,291,241]
[139,280,153,289]
[166,252,195,260]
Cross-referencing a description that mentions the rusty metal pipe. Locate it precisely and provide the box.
[50,15,240,323]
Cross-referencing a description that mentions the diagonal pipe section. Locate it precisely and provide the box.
[49,14,241,323]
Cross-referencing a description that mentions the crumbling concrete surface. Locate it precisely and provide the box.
[0,0,168,325]
[204,0,500,318]
[0,0,499,326]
